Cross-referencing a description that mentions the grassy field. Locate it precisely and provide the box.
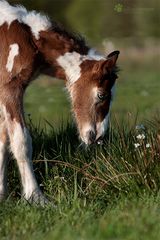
[1,118,160,240]
[1,54,160,239]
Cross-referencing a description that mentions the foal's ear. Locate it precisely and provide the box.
[107,50,120,66]
[101,50,120,74]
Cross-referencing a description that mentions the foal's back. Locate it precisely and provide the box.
[0,20,36,86]
[0,0,48,87]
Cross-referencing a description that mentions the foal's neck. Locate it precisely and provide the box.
[36,27,104,83]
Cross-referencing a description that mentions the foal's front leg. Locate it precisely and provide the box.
[3,105,48,205]
[0,114,8,200]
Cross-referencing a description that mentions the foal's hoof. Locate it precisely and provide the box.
[24,190,51,207]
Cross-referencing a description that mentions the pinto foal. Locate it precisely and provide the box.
[0,1,119,204]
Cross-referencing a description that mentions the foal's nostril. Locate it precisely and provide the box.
[96,137,103,145]
[88,130,96,144]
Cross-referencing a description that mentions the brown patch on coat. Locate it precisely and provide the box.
[0,20,40,123]
[0,21,37,85]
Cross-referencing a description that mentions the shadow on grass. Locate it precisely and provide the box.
[6,116,160,205]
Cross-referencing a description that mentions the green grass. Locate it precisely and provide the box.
[112,61,160,120]
[1,194,160,240]
[1,117,160,240]
[25,76,70,127]
[1,60,160,239]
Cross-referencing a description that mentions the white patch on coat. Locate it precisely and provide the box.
[21,11,51,39]
[0,1,51,39]
[57,51,84,85]
[6,43,19,72]
[9,121,40,199]
[0,0,27,27]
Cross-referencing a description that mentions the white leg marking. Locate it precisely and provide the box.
[10,121,39,199]
[6,43,19,72]
[2,105,47,204]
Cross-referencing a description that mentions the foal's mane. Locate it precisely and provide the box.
[50,20,90,54]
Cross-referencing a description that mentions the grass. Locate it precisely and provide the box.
[113,66,160,119]
[1,117,160,240]
[25,76,70,127]
[1,194,160,240]
[1,58,160,239]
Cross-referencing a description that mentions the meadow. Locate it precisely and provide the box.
[0,44,160,240]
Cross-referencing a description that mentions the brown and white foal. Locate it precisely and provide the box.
[0,1,119,204]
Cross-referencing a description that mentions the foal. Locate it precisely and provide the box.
[0,1,119,204]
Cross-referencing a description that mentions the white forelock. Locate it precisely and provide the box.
[57,52,83,86]
[57,49,106,87]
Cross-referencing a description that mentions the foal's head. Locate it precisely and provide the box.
[68,51,119,145]
[35,30,119,145]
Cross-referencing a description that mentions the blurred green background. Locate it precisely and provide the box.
[9,0,160,127]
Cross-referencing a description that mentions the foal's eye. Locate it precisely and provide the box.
[97,92,108,101]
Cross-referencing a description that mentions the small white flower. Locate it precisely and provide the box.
[134,143,141,148]
[136,134,145,140]
[146,143,151,148]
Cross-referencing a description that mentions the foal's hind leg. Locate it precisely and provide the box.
[3,98,48,205]
[0,109,8,200]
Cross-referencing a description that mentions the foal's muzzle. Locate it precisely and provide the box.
[87,130,96,145]
[87,130,103,145]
